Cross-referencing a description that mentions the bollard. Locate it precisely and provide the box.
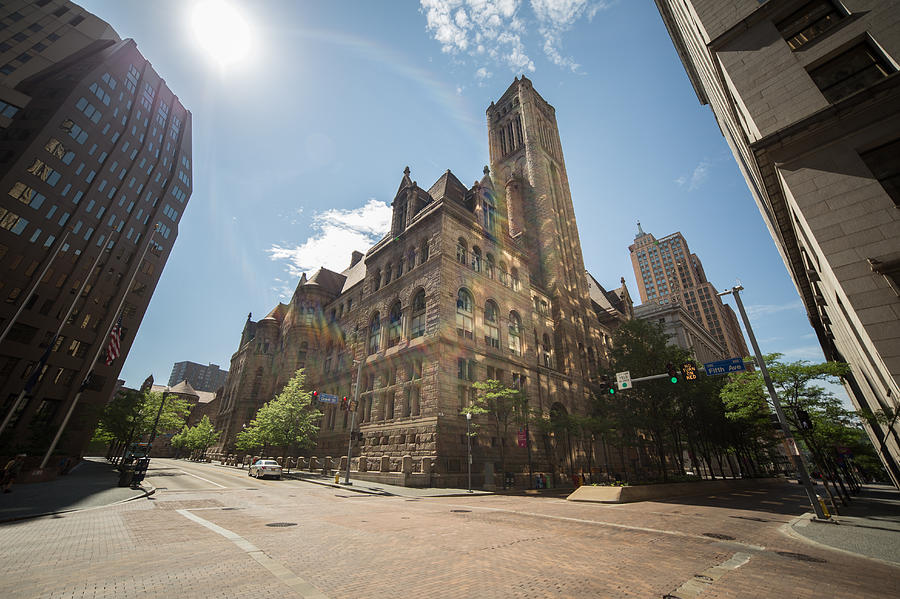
[334,472,340,484]
[816,494,831,519]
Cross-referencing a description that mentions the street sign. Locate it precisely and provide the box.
[615,371,633,389]
[703,357,746,376]
[517,429,527,448]
[680,361,698,381]
[317,392,340,404]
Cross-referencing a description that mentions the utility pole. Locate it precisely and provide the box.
[343,359,363,485]
[719,285,829,520]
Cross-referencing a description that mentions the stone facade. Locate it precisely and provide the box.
[655,0,900,485]
[214,78,631,487]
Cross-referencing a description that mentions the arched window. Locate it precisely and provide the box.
[486,253,495,279]
[484,300,499,348]
[472,246,482,272]
[456,288,474,339]
[542,333,552,368]
[368,312,381,355]
[410,289,426,338]
[420,239,429,264]
[384,264,392,285]
[456,238,467,265]
[499,261,508,286]
[373,268,382,291]
[508,311,522,356]
[511,267,520,291]
[407,248,416,272]
[387,302,402,347]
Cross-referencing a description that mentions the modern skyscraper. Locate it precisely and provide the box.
[655,0,900,485]
[0,1,192,458]
[215,77,633,487]
[167,361,228,393]
[629,224,748,360]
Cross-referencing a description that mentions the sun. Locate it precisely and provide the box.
[191,0,253,69]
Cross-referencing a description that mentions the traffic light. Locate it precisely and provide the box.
[797,409,814,431]
[666,363,678,383]
[680,361,698,381]
[600,375,615,395]
[312,391,319,401]
[340,396,349,411]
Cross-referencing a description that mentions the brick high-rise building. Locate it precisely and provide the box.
[215,77,633,488]
[629,224,748,360]
[655,0,900,486]
[167,361,228,393]
[0,1,192,457]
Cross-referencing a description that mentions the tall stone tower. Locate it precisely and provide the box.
[487,76,595,380]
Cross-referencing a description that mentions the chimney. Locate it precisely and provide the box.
[350,250,364,267]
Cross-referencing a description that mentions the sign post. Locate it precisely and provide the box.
[615,371,633,390]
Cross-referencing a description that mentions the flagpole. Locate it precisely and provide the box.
[40,225,159,469]
[0,228,71,346]
[0,228,116,437]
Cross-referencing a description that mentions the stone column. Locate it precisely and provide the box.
[380,455,391,472]
[323,456,332,475]
[358,456,367,472]
[309,456,318,471]
[401,455,413,474]
[340,456,348,471]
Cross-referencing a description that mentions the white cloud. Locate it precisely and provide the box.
[266,199,392,278]
[475,66,492,80]
[531,0,611,71]
[778,345,826,362]
[744,300,804,318]
[420,0,539,75]
[676,159,711,191]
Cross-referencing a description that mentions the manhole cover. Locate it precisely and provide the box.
[702,532,735,540]
[451,509,471,513]
[776,551,826,563]
[266,522,297,528]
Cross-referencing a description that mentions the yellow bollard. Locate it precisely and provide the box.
[816,494,831,519]
[334,472,340,484]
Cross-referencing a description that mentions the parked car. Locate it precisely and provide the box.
[249,459,282,480]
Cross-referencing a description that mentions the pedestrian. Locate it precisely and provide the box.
[2,454,26,493]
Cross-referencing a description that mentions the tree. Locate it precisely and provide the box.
[239,369,320,456]
[172,415,221,457]
[464,379,527,478]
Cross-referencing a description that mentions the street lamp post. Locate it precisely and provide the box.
[466,412,473,493]
[719,284,829,520]
[343,359,364,485]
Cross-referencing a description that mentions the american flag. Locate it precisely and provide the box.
[105,316,123,366]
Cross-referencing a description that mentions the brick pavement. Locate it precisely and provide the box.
[0,474,897,598]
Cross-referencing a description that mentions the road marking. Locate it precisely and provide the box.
[666,552,752,598]
[177,509,328,598]
[444,502,766,551]
[178,469,226,488]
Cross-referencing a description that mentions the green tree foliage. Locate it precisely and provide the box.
[171,415,221,456]
[92,389,191,448]
[238,369,320,455]
[464,379,527,475]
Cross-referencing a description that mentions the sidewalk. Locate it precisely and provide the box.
[787,483,900,565]
[0,456,150,523]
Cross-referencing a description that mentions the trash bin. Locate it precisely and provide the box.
[118,465,134,487]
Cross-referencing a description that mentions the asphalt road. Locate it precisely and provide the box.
[1,459,897,598]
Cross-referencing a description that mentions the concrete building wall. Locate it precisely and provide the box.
[655,0,900,485]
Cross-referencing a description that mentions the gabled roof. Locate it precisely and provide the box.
[341,254,367,293]
[427,169,467,204]
[586,271,627,315]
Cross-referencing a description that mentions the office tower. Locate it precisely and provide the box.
[215,77,633,487]
[655,0,900,485]
[168,361,228,393]
[629,224,748,360]
[0,1,192,458]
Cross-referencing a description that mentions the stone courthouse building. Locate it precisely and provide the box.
[214,78,632,487]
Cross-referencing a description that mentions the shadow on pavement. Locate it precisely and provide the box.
[0,457,147,523]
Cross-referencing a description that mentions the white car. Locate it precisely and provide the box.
[248,459,282,480]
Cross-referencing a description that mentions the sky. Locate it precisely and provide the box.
[75,0,847,403]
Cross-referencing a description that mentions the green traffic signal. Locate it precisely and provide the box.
[670,376,678,384]
[608,387,615,395]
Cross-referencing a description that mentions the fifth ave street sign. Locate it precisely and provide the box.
[703,357,746,376]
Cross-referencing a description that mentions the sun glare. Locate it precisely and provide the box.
[191,0,253,69]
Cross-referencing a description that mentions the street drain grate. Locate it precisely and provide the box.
[776,551,826,563]
[266,522,298,528]
[702,533,735,540]
[450,509,471,513]
[221,507,240,511]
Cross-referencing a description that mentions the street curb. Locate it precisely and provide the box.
[0,480,156,524]
[780,512,900,569]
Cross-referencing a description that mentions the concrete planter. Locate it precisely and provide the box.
[567,477,786,503]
